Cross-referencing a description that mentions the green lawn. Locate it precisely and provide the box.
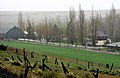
[1,40,120,68]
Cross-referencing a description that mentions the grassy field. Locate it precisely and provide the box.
[0,40,120,68]
[1,49,120,78]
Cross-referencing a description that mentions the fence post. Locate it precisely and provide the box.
[61,62,69,75]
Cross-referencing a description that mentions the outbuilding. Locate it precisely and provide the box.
[5,27,25,39]
[87,31,111,46]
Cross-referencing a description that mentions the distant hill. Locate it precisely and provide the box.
[0,10,120,33]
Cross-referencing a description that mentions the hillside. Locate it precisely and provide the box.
[0,40,120,78]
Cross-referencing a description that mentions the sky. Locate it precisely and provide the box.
[0,0,120,11]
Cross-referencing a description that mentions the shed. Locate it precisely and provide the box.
[5,27,25,39]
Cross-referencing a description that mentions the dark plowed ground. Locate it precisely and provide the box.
[0,67,18,78]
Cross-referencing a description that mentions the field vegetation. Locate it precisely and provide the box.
[0,40,120,78]
[1,40,120,68]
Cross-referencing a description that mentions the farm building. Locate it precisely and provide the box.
[5,27,25,39]
[96,31,111,46]
[87,31,111,46]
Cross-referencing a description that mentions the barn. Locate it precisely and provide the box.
[5,27,25,39]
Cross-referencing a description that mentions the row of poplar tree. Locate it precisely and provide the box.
[18,4,120,46]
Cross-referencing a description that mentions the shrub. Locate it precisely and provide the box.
[89,68,96,72]
[82,73,93,78]
[78,66,82,70]
[109,71,116,76]
[40,71,59,78]
[66,74,76,78]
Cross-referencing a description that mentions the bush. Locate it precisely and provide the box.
[40,71,59,78]
[82,73,93,78]
[101,70,109,74]
[66,74,76,78]
[78,66,82,70]
[109,71,116,76]
[89,68,96,72]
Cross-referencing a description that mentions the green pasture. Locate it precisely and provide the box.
[0,40,120,68]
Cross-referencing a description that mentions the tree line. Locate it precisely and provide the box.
[18,4,120,46]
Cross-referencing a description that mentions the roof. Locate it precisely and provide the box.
[106,42,120,47]
[97,31,108,36]
[89,31,108,37]
[5,26,24,39]
[6,26,20,33]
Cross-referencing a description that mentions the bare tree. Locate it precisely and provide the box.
[90,6,99,46]
[90,6,95,46]
[18,12,24,31]
[48,21,53,43]
[108,5,117,41]
[104,4,120,42]
[35,22,43,42]
[52,24,58,44]
[109,5,118,41]
[115,14,120,41]
[78,4,85,45]
[56,16,62,46]
[67,7,76,45]
[26,17,35,40]
[43,18,49,44]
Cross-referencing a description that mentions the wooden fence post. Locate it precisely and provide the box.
[61,62,69,75]
[110,62,114,72]
[55,58,59,65]
[93,69,99,78]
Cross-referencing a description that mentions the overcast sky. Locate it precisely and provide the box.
[0,0,120,11]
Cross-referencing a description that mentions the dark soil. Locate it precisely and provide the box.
[0,67,18,78]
